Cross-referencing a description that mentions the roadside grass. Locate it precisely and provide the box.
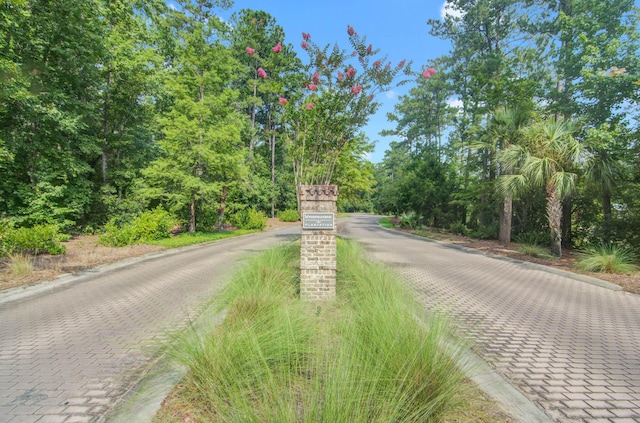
[6,253,34,279]
[378,216,394,228]
[518,244,554,258]
[576,243,639,274]
[148,229,259,248]
[154,239,506,422]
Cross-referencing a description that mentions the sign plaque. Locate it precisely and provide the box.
[302,212,334,229]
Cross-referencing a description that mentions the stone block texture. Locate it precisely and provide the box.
[298,185,338,301]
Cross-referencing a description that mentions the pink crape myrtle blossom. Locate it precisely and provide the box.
[246,47,255,55]
[302,32,311,41]
[347,25,355,36]
[345,67,356,78]
[301,41,309,49]
[312,71,320,84]
[373,60,381,68]
[422,67,437,78]
[337,71,344,82]
[366,44,372,54]
[278,97,288,105]
[351,85,362,94]
[396,59,406,70]
[306,102,314,110]
[257,67,267,79]
[351,50,358,56]
[271,42,282,53]
[308,84,317,91]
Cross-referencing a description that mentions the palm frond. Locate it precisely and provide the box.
[496,174,528,198]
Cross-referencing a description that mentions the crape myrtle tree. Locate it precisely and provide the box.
[138,0,245,232]
[280,26,413,208]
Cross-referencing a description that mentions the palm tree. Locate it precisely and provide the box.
[497,118,583,257]
[488,107,529,244]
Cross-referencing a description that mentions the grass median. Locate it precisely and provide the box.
[154,239,504,422]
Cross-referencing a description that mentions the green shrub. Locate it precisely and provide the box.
[471,223,498,240]
[399,211,421,229]
[99,207,176,247]
[576,243,639,274]
[514,232,547,246]
[0,219,15,256]
[0,223,67,256]
[449,222,469,236]
[232,208,267,230]
[276,209,300,222]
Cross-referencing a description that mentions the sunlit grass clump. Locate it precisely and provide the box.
[158,240,468,422]
[7,253,34,279]
[576,243,639,274]
[518,243,553,258]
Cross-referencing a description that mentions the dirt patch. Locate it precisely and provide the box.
[0,236,165,292]
[393,227,640,295]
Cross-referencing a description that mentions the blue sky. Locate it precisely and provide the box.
[211,0,454,162]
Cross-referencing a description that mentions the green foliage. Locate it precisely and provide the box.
[471,223,499,240]
[449,222,470,236]
[399,211,421,229]
[164,241,469,421]
[576,243,638,274]
[275,209,299,222]
[232,208,267,230]
[513,232,548,246]
[0,222,68,257]
[98,207,176,247]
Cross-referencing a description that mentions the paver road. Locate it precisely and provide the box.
[343,215,640,423]
[0,227,299,423]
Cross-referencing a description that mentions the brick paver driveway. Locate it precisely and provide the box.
[343,215,640,423]
[0,227,299,423]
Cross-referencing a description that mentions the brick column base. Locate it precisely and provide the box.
[298,185,338,302]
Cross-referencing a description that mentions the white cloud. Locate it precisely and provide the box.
[440,1,464,20]
[385,90,397,99]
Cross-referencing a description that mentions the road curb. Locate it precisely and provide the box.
[377,224,622,292]
[0,228,299,307]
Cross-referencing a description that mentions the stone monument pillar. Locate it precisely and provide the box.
[298,184,338,301]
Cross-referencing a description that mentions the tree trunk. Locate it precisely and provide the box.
[218,187,228,229]
[249,77,257,154]
[546,184,563,257]
[189,193,196,233]
[271,131,276,218]
[498,195,512,244]
[562,194,573,248]
[602,187,612,242]
[102,69,112,185]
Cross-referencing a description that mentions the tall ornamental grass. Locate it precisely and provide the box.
[576,243,639,274]
[160,239,468,422]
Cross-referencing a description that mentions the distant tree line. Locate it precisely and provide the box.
[374,0,640,256]
[0,0,381,235]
